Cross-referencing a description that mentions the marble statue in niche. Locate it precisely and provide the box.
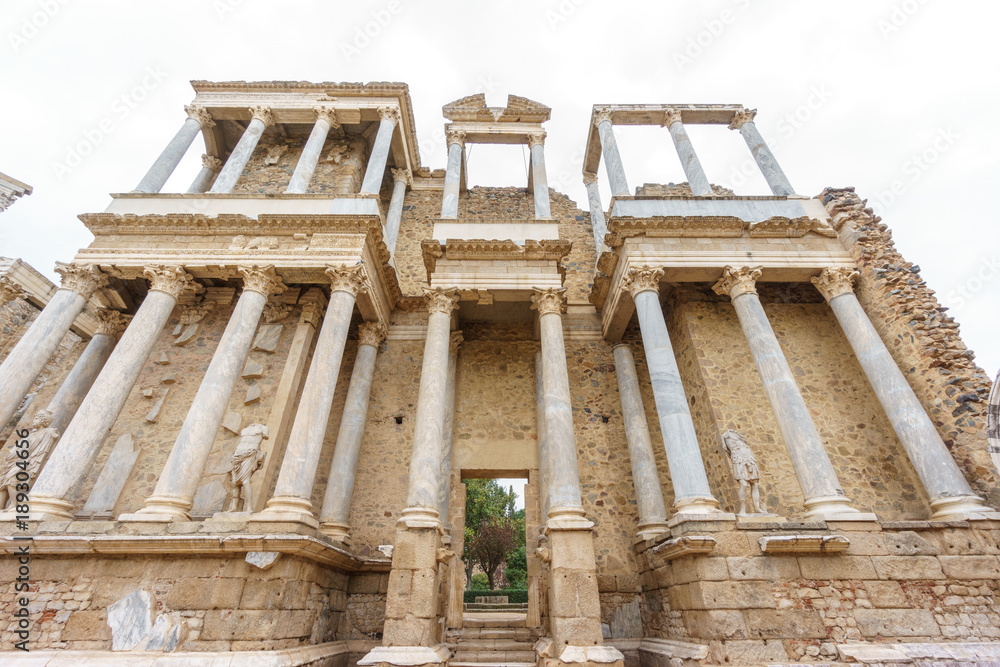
[226,423,269,512]
[721,428,767,515]
[0,410,59,510]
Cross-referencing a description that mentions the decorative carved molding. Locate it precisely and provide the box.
[582,171,599,186]
[748,216,836,238]
[298,300,324,328]
[445,128,466,148]
[419,238,573,279]
[526,131,546,148]
[314,105,339,128]
[812,267,859,302]
[94,308,132,338]
[0,276,25,305]
[728,108,757,131]
[54,262,107,299]
[391,168,412,186]
[377,106,401,124]
[185,105,215,128]
[326,263,367,296]
[449,330,464,355]
[238,265,287,296]
[530,288,566,316]
[262,302,293,323]
[622,267,664,298]
[179,300,215,325]
[593,107,613,126]
[424,288,460,316]
[230,235,280,251]
[201,154,223,172]
[712,265,762,299]
[143,265,200,299]
[661,108,682,127]
[249,105,274,127]
[358,321,387,348]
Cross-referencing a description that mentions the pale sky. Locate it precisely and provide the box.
[2,0,997,377]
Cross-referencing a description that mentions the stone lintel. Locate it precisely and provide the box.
[758,534,851,554]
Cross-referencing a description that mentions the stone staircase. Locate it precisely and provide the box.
[447,613,539,667]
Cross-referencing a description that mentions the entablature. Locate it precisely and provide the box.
[103,192,384,222]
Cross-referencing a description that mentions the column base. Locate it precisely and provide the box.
[930,495,1000,521]
[735,512,785,525]
[546,505,594,531]
[319,520,351,544]
[251,496,320,530]
[17,495,76,522]
[635,518,671,541]
[802,495,877,522]
[536,638,625,666]
[357,644,449,666]
[672,495,722,514]
[118,495,191,522]
[396,506,441,530]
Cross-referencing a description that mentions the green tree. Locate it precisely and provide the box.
[463,480,517,587]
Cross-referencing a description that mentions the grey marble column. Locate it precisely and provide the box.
[359,107,399,195]
[385,168,410,254]
[813,268,997,521]
[318,321,386,540]
[528,132,551,219]
[127,267,286,521]
[594,108,629,197]
[135,106,214,193]
[257,265,367,526]
[400,288,459,526]
[441,129,465,219]
[663,109,711,196]
[713,266,865,520]
[583,172,607,252]
[729,109,794,196]
[186,155,222,194]
[286,107,338,194]
[437,331,462,529]
[210,106,274,194]
[0,263,106,430]
[613,344,670,539]
[535,352,550,522]
[30,266,198,520]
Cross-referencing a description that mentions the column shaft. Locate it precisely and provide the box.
[186,155,222,194]
[738,121,794,196]
[529,142,551,218]
[359,114,396,195]
[46,332,116,434]
[596,117,629,196]
[286,116,332,194]
[384,172,408,254]
[441,139,463,218]
[210,111,270,194]
[665,117,711,195]
[134,117,203,193]
[534,352,550,521]
[584,176,607,252]
[437,336,459,527]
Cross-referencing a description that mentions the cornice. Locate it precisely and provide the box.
[420,238,573,277]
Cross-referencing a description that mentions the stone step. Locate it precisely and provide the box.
[452,651,537,663]
[451,663,535,667]
[462,613,526,629]
[447,627,531,640]
[451,639,534,651]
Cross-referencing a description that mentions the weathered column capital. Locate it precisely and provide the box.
[326,264,368,296]
[358,320,387,348]
[391,167,412,186]
[424,287,460,316]
[377,106,401,124]
[661,108,682,127]
[530,287,567,316]
[94,308,132,338]
[445,128,466,148]
[249,105,274,127]
[729,108,758,131]
[0,275,25,305]
[238,265,287,296]
[262,302,293,323]
[593,107,613,126]
[314,105,340,128]
[54,262,107,299]
[179,300,215,325]
[712,265,762,299]
[526,131,546,148]
[298,300,325,328]
[623,266,664,298]
[582,171,599,186]
[450,330,464,354]
[201,154,223,172]
[812,267,859,302]
[184,104,215,128]
[143,265,200,298]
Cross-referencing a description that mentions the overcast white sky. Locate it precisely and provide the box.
[1,0,997,377]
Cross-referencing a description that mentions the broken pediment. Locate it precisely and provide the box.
[443,93,551,123]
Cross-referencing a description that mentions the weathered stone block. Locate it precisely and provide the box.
[688,581,775,610]
[383,570,412,621]
[202,610,279,640]
[550,615,604,646]
[383,616,434,646]
[408,569,438,619]
[61,610,111,641]
[165,578,245,609]
[706,639,788,664]
[853,608,941,638]
[797,555,876,580]
[863,580,908,608]
[883,530,941,556]
[670,557,729,584]
[348,573,381,594]
[743,608,826,639]
[872,556,945,580]
[549,529,597,570]
[682,609,747,639]
[938,555,1000,579]
[726,556,800,580]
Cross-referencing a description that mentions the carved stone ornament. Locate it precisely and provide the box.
[358,321,388,348]
[144,265,200,299]
[582,171,599,186]
[526,131,546,148]
[201,154,223,172]
[249,105,274,127]
[721,429,767,515]
[54,262,107,299]
[661,108,682,127]
[424,287,460,316]
[530,288,567,317]
[391,168,412,186]
[185,104,216,128]
[262,302,293,323]
[0,409,58,510]
[94,308,132,338]
[811,267,859,302]
[314,105,339,128]
[450,330,464,355]
[445,128,466,147]
[179,300,215,325]
[593,107,614,126]
[712,265,762,299]
[0,276,25,305]
[728,108,757,131]
[326,263,368,296]
[622,267,664,298]
[238,265,287,296]
[263,144,287,165]
[377,106,401,124]
[299,300,325,328]
[227,423,269,513]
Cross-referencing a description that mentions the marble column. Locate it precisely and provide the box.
[441,129,465,219]
[30,266,198,520]
[729,109,794,196]
[286,107,338,194]
[127,266,286,521]
[663,108,711,196]
[712,266,865,520]
[385,168,410,254]
[256,264,367,526]
[594,108,629,197]
[186,155,222,194]
[437,331,462,529]
[613,344,670,539]
[318,321,387,541]
[583,172,607,252]
[623,268,720,515]
[210,106,274,194]
[528,132,551,219]
[813,268,997,521]
[534,351,550,522]
[0,275,25,305]
[0,263,106,430]
[135,105,214,193]
[359,107,399,195]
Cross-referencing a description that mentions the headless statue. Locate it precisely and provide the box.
[721,429,767,515]
[227,423,268,512]
[0,410,59,510]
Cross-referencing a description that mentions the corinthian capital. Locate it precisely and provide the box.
[593,107,613,126]
[662,108,683,127]
[249,105,274,127]
[712,265,762,299]
[201,154,223,172]
[299,300,325,328]
[424,287,460,316]
[378,106,401,124]
[314,105,340,128]
[530,288,567,316]
[143,265,200,299]
[445,128,466,148]
[358,321,388,348]
[622,267,664,298]
[179,300,215,325]
[94,308,132,338]
[526,131,546,149]
[185,104,215,128]
[811,267,859,302]
[326,263,368,296]
[262,302,293,323]
[391,168,412,186]
[54,263,107,299]
[728,108,757,131]
[0,276,25,305]
[582,171,599,186]
[238,265,287,296]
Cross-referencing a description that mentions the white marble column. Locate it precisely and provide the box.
[534,351,550,522]
[126,266,286,521]
[729,109,794,196]
[712,266,866,520]
[256,264,367,526]
[318,321,387,541]
[813,268,997,521]
[594,108,629,197]
[623,268,721,515]
[583,172,607,252]
[613,344,670,539]
[359,106,399,195]
[135,105,214,193]
[400,288,459,526]
[186,155,223,194]
[441,129,465,219]
[0,263,106,430]
[210,106,274,194]
[286,107,338,194]
[663,108,711,196]
[527,132,551,219]
[437,331,462,529]
[29,266,198,520]
[385,168,410,254]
